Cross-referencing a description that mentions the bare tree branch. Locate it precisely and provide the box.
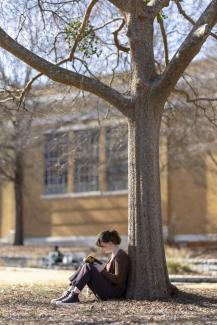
[157,0,217,98]
[0,28,132,114]
[18,57,72,109]
[173,88,217,103]
[0,164,14,181]
[18,0,98,108]
[157,15,169,66]
[190,97,217,103]
[175,0,217,41]
[207,150,217,167]
[173,88,217,104]
[113,19,130,53]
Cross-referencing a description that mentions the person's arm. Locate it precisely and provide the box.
[93,261,105,272]
[101,254,128,287]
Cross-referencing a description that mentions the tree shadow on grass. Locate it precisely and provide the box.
[172,289,217,309]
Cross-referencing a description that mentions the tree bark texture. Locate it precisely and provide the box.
[126,96,170,299]
[13,152,24,245]
[125,7,170,299]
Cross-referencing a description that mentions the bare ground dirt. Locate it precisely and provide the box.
[0,267,217,325]
[0,283,217,325]
[0,245,217,324]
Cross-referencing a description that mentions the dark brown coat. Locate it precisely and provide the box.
[101,249,130,291]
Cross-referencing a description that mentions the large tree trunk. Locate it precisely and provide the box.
[13,153,24,246]
[126,98,171,299]
[125,7,172,299]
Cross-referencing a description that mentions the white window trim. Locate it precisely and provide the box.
[41,189,128,199]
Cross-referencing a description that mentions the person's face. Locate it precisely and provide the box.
[99,241,114,254]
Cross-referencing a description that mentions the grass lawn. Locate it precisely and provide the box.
[0,244,217,324]
[0,283,217,325]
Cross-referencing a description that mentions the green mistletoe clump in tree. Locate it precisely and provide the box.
[65,20,102,58]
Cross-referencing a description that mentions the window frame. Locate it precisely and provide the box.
[42,122,128,198]
[43,131,68,195]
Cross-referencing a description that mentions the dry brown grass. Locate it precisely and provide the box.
[0,284,217,325]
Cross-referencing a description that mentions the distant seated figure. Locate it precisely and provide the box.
[51,230,130,305]
[48,245,64,266]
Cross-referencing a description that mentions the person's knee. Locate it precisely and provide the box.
[82,262,93,271]
[82,262,97,273]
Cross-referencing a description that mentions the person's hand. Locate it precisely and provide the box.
[84,255,102,264]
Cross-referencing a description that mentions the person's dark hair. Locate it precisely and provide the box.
[96,230,121,247]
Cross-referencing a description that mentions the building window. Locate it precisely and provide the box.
[44,132,68,194]
[43,125,128,196]
[105,125,128,191]
[74,129,99,193]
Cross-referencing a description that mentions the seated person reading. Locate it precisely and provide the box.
[51,230,130,305]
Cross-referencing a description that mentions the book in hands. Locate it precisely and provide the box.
[84,255,103,265]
